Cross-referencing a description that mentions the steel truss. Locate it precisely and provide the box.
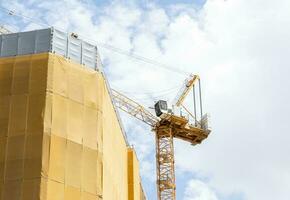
[156,126,176,200]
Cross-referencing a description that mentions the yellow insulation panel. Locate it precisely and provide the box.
[44,53,104,199]
[0,54,49,200]
[102,81,129,199]
[0,52,145,200]
[127,148,145,200]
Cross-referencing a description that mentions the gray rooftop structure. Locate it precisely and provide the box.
[0,27,101,71]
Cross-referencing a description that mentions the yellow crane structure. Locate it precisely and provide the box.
[112,74,211,200]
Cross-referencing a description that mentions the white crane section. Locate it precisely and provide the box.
[173,74,199,107]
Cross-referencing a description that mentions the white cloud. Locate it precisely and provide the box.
[184,179,218,200]
[2,0,290,199]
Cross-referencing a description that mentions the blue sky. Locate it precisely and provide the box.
[92,0,207,7]
[156,0,206,7]
[1,0,290,200]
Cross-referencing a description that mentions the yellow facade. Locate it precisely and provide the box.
[127,148,146,200]
[0,53,145,200]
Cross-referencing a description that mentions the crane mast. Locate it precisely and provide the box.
[155,125,175,199]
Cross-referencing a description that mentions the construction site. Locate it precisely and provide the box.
[0,18,210,200]
[0,0,288,199]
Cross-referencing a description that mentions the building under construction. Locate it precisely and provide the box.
[0,27,210,200]
[0,28,146,200]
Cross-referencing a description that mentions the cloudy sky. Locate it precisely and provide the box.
[1,0,290,199]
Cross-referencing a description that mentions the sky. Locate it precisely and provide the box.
[1,0,290,199]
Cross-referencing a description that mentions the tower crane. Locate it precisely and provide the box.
[112,74,211,200]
